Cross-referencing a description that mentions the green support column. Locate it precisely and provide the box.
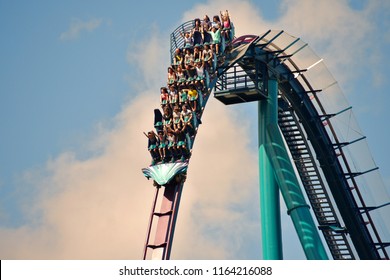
[266,124,328,259]
[264,78,328,260]
[258,80,283,260]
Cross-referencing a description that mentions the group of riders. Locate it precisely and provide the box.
[144,11,234,165]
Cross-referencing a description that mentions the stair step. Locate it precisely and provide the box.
[146,242,167,249]
[153,210,173,217]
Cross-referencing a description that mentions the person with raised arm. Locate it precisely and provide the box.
[220,10,232,41]
[143,130,159,165]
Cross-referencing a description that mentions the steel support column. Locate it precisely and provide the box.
[258,79,283,260]
[264,78,328,260]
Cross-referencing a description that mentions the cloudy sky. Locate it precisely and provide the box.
[1,0,389,260]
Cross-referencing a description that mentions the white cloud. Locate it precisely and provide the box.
[171,100,259,259]
[125,23,169,90]
[60,18,103,41]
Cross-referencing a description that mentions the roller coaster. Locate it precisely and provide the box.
[141,16,390,260]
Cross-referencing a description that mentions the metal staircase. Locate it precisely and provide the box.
[278,107,356,259]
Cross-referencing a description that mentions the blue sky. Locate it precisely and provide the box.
[0,0,389,259]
